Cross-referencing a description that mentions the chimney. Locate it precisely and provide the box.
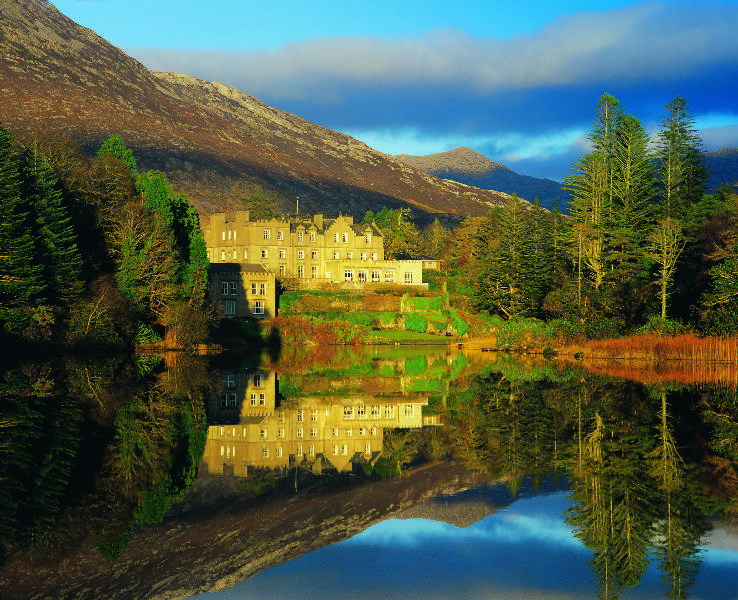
[314,213,323,228]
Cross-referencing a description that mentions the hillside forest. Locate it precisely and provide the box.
[2,93,738,349]
[0,128,211,350]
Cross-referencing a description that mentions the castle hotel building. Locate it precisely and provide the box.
[204,210,427,289]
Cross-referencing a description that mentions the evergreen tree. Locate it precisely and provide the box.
[18,148,83,305]
[520,200,555,314]
[97,134,137,180]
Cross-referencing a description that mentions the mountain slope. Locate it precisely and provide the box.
[706,148,738,189]
[0,0,511,223]
[394,147,570,211]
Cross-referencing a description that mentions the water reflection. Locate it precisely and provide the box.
[0,347,736,600]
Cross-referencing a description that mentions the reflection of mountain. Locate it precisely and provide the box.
[1,461,495,600]
[396,475,569,528]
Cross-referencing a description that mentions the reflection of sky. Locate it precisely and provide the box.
[190,492,738,600]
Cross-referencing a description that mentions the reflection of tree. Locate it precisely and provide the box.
[0,355,209,565]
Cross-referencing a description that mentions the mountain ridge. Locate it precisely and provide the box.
[0,0,513,224]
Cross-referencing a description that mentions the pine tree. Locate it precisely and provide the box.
[18,147,83,305]
[98,134,137,180]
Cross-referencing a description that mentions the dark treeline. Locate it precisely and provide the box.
[0,353,210,566]
[0,126,211,351]
[398,95,738,338]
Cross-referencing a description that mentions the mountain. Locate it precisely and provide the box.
[0,0,512,225]
[706,148,738,190]
[394,147,570,211]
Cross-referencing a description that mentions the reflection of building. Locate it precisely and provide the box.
[203,210,427,287]
[207,263,276,319]
[201,370,430,475]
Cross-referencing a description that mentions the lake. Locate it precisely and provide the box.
[1,346,736,599]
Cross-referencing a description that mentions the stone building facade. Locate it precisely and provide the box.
[208,263,276,319]
[203,210,426,287]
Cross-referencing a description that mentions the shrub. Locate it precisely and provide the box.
[405,296,443,310]
[404,313,428,333]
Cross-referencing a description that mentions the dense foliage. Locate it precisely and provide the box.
[0,126,211,349]
[422,95,738,336]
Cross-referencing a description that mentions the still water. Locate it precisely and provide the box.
[1,346,737,599]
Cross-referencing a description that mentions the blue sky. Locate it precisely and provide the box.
[51,0,738,180]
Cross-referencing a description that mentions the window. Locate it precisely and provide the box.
[371,426,377,435]
[224,300,236,315]
[365,234,372,244]
[279,249,286,259]
[221,250,226,261]
[371,405,380,418]
[372,270,381,282]
[371,252,378,261]
[384,270,395,283]
[297,427,304,437]
[326,271,332,280]
[347,251,353,260]
[278,411,284,421]
[331,427,339,437]
[276,446,283,458]
[262,446,269,457]
[333,251,340,260]
[310,427,317,437]
[244,249,248,260]
[342,233,348,243]
[222,282,229,296]
[277,230,284,240]
[311,409,318,422]
[297,250,304,260]
[250,393,257,406]
[243,427,247,437]
[309,232,316,242]
[253,301,264,314]
[357,405,366,418]
[260,282,266,296]
[261,248,268,259]
[296,445,303,457]
[259,392,265,405]
[230,282,237,295]
[298,231,304,242]
[359,426,366,436]
[404,405,414,417]
[251,282,257,295]
[222,231,226,241]
[365,443,371,455]
[279,265,285,276]
[278,428,285,438]
[263,229,270,240]
[333,444,339,456]
[344,406,353,419]
[384,405,395,418]
[227,230,231,241]
[358,269,367,283]
[232,250,237,260]
[333,233,339,243]
[342,444,348,455]
[308,445,315,456]
[311,250,318,260]
[229,394,236,406]
[297,266,304,279]
[220,394,227,407]
[344,269,354,282]
[311,266,318,279]
[297,409,303,422]
[345,428,352,437]
[233,231,237,241]
[260,428,267,439]
[361,252,367,260]
[404,271,414,284]
[253,373,263,387]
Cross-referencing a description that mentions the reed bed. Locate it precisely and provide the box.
[576,359,738,388]
[583,333,738,364]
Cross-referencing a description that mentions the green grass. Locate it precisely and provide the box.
[370,330,449,343]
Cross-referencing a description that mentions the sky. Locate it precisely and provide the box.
[51,0,738,181]
[189,492,738,599]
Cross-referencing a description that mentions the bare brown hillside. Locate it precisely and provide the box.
[0,0,511,222]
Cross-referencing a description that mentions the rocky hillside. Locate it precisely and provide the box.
[394,147,570,211]
[0,0,511,224]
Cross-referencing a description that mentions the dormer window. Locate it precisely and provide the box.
[309,232,316,242]
[298,231,304,242]
[277,230,284,240]
[342,233,348,243]
[365,234,371,244]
